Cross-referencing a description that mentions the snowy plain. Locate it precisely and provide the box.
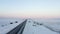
[23,19,59,34]
[0,18,60,34]
[0,18,25,34]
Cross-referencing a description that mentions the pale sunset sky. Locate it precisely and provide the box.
[0,0,60,18]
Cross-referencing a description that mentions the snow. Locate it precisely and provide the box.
[0,18,60,34]
[0,18,25,34]
[32,18,60,33]
[23,19,59,34]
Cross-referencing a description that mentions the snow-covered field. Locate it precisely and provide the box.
[0,18,60,34]
[0,18,25,34]
[23,19,59,34]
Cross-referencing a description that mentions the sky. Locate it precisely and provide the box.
[0,0,60,18]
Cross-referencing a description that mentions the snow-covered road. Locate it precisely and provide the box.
[23,19,58,34]
[0,18,60,34]
[0,18,25,34]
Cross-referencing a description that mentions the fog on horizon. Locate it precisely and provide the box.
[0,0,60,18]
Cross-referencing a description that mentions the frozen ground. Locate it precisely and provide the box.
[0,18,25,34]
[0,18,60,34]
[31,18,60,33]
[23,19,59,34]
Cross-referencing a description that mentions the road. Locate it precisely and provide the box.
[7,19,27,34]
